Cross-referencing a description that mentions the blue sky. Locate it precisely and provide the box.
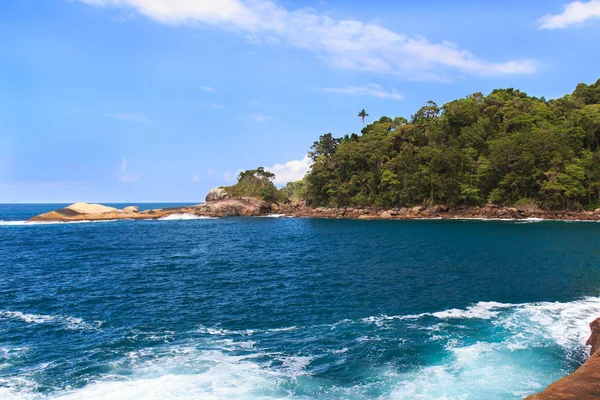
[1,0,600,203]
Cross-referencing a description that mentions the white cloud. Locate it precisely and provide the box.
[76,0,536,80]
[192,174,201,183]
[247,100,260,106]
[319,83,403,100]
[251,114,271,122]
[207,169,215,175]
[118,158,139,182]
[267,154,311,184]
[539,0,600,29]
[199,85,216,92]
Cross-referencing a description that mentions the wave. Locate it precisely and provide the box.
[158,214,217,220]
[4,297,600,399]
[257,214,288,218]
[0,310,101,331]
[197,324,298,336]
[453,217,600,223]
[0,220,119,226]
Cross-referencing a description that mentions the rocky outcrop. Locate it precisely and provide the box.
[268,203,600,221]
[525,318,600,399]
[28,198,272,222]
[29,203,139,222]
[205,188,228,202]
[28,197,600,223]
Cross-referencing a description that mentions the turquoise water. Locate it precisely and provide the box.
[1,204,600,399]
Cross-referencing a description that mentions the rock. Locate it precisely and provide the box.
[410,205,426,214]
[427,205,441,214]
[398,207,408,215]
[205,188,228,202]
[594,208,600,215]
[526,317,600,399]
[379,211,392,219]
[122,206,138,213]
[357,214,376,220]
[65,202,118,214]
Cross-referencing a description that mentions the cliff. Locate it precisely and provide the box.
[526,318,600,399]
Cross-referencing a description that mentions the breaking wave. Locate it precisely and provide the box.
[3,297,599,399]
[158,214,218,220]
[0,310,101,331]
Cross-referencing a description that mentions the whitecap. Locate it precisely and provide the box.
[159,214,217,220]
[0,310,100,331]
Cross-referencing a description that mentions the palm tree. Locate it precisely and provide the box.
[358,109,369,125]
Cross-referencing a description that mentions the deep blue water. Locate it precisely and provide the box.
[1,204,600,399]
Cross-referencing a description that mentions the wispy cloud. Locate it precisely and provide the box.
[247,100,260,106]
[76,0,536,81]
[319,84,402,100]
[199,85,216,92]
[539,0,600,29]
[251,114,271,122]
[267,154,312,185]
[118,158,139,183]
[192,174,201,183]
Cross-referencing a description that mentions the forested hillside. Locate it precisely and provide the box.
[298,79,600,210]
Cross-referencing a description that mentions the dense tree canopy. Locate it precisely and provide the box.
[299,79,600,210]
[222,167,286,203]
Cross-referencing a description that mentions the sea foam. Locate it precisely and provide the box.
[158,214,217,220]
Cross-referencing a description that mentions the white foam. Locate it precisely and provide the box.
[258,214,287,218]
[158,214,217,220]
[430,301,513,320]
[0,220,119,226]
[0,310,100,331]
[45,345,296,400]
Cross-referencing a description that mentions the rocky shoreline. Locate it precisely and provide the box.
[28,200,600,222]
[526,318,600,399]
[276,202,600,221]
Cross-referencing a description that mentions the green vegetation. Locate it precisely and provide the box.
[280,179,308,201]
[358,109,369,125]
[301,79,600,210]
[222,167,287,203]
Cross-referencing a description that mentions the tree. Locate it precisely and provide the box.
[299,78,600,210]
[358,109,369,125]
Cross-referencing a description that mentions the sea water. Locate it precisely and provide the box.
[1,204,600,399]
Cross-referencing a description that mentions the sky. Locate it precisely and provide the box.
[1,0,600,203]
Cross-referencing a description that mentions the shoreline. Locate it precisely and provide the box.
[25,200,600,223]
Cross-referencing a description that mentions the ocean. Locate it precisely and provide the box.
[1,204,600,399]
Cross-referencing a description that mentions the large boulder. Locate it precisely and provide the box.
[65,202,118,214]
[594,208,600,216]
[122,206,138,213]
[205,188,228,202]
